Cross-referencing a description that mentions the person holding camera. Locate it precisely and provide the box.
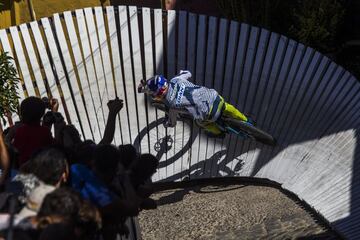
[11,97,63,167]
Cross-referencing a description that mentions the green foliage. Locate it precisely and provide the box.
[0,51,20,126]
[215,0,297,34]
[290,0,345,53]
[216,0,345,54]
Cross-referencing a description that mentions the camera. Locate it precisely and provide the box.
[42,97,52,110]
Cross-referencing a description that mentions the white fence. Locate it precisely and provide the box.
[1,6,359,239]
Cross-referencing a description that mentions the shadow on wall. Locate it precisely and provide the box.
[130,7,360,238]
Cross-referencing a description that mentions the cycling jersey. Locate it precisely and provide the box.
[164,70,218,121]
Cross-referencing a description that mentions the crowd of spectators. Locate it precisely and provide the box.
[0,96,159,240]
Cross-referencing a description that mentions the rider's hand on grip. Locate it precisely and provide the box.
[138,79,146,93]
[163,117,176,128]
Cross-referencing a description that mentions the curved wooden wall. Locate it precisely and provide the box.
[0,6,359,239]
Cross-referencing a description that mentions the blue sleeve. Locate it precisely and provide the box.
[70,164,117,207]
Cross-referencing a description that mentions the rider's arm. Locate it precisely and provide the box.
[165,108,177,127]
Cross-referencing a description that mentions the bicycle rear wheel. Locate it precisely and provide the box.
[223,117,276,146]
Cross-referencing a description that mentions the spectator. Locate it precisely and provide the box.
[17,183,55,222]
[37,187,101,240]
[0,187,100,240]
[11,97,60,166]
[0,182,55,230]
[129,153,159,189]
[5,147,69,208]
[127,153,159,210]
[71,145,141,214]
[20,147,69,188]
[118,144,138,169]
[70,144,142,239]
[0,127,9,186]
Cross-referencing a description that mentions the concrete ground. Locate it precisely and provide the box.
[138,184,339,240]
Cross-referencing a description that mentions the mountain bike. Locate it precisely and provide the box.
[151,101,277,146]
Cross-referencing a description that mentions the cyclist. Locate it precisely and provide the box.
[138,70,253,137]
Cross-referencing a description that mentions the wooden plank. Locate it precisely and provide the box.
[266,43,306,143]
[129,6,148,152]
[233,26,260,177]
[141,7,158,167]
[177,11,187,71]
[194,15,207,86]
[106,6,130,145]
[94,6,121,145]
[177,13,198,177]
[275,48,317,143]
[193,14,209,179]
[106,6,130,143]
[242,28,270,177]
[151,8,168,180]
[213,18,228,91]
[289,56,331,142]
[226,23,249,173]
[296,63,342,141]
[221,20,239,100]
[167,10,176,77]
[75,9,106,141]
[215,20,239,177]
[41,17,81,133]
[19,23,47,97]
[84,7,110,139]
[9,26,36,97]
[53,13,92,140]
[30,21,66,116]
[166,9,181,178]
[94,6,114,101]
[118,5,140,146]
[253,31,281,125]
[203,16,218,177]
[189,15,207,179]
[209,18,228,178]
[258,35,290,131]
[175,11,187,177]
[280,52,323,142]
[64,11,100,141]
[251,33,284,178]
[245,31,279,178]
[154,9,164,74]
[261,37,299,180]
[320,78,360,136]
[186,13,197,74]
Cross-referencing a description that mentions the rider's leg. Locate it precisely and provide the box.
[223,102,248,122]
[195,120,223,136]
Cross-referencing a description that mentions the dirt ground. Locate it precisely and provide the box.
[138,184,339,240]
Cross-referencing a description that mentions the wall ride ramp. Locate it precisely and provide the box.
[0,6,359,239]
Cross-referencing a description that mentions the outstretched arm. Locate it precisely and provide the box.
[0,127,9,185]
[99,98,123,145]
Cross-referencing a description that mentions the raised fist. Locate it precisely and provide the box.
[107,98,124,114]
